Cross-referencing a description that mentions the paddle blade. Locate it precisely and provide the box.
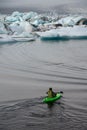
[59,91,63,94]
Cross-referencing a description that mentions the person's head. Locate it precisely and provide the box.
[49,88,52,91]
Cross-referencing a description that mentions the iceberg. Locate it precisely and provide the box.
[23,12,38,21]
[30,14,51,27]
[9,21,33,34]
[5,16,21,23]
[5,11,38,23]
[11,11,24,17]
[57,15,87,27]
[36,25,87,40]
[5,11,24,23]
[0,22,8,34]
[0,11,87,42]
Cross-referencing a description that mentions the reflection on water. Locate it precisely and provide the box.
[0,39,87,129]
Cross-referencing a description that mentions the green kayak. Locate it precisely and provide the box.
[43,93,62,103]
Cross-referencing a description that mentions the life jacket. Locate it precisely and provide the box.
[48,90,53,98]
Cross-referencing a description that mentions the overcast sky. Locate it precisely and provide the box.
[1,0,86,8]
[0,0,87,14]
[0,0,76,7]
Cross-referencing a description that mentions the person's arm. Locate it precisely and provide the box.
[52,91,56,96]
[46,91,48,94]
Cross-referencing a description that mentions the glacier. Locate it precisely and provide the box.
[0,11,87,42]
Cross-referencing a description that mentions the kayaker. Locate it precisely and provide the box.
[46,88,56,98]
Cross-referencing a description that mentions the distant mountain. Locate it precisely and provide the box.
[51,2,87,15]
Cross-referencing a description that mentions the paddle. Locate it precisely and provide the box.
[58,91,63,94]
[54,91,63,96]
[59,91,63,94]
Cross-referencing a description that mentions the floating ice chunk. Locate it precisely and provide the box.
[23,12,38,21]
[5,11,24,23]
[57,16,87,26]
[37,25,87,40]
[12,32,34,38]
[5,16,22,23]
[0,34,16,43]
[17,32,33,37]
[31,19,44,26]
[11,11,24,17]
[30,15,49,27]
[36,29,58,37]
[0,22,8,34]
[18,21,33,33]
[11,32,35,42]
[57,26,87,37]
[9,22,23,34]
[57,16,75,26]
[9,21,33,34]
[12,37,35,42]
[0,33,35,43]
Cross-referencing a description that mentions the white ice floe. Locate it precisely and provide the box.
[12,37,35,42]
[0,36,35,43]
[0,34,16,43]
[11,32,35,42]
[0,33,35,43]
[36,25,87,40]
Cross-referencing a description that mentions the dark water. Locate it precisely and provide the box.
[0,39,87,129]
